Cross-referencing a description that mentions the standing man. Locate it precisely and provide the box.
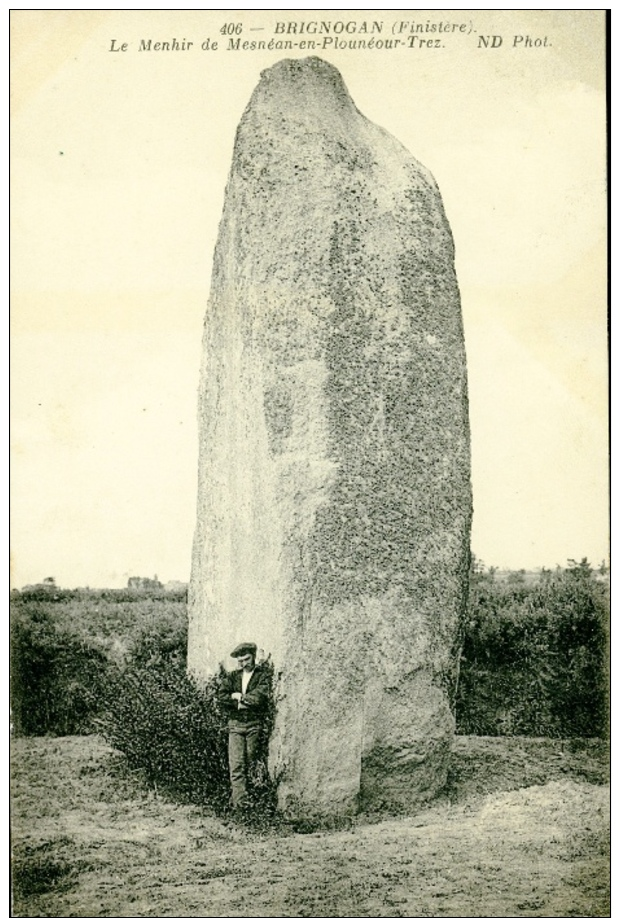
[218,642,271,814]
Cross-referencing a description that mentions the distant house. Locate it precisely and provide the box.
[164,580,188,593]
[21,577,58,595]
[127,575,163,591]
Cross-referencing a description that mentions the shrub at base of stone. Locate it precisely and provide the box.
[99,660,230,809]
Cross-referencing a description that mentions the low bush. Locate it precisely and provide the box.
[456,561,609,737]
[98,657,230,809]
[9,594,189,736]
[10,605,111,736]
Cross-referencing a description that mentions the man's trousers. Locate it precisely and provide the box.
[227,721,262,810]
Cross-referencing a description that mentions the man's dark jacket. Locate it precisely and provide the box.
[218,665,271,725]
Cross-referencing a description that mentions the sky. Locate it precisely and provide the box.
[11,10,608,588]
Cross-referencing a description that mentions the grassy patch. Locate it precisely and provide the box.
[11,836,87,914]
[10,735,609,918]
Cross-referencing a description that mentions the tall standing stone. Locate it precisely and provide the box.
[188,57,472,816]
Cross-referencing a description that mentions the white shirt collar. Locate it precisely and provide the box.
[241,668,254,692]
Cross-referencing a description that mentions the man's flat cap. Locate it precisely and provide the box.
[230,642,257,658]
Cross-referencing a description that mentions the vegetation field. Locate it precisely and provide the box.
[10,560,609,741]
[11,734,609,917]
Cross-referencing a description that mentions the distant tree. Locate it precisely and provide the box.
[567,557,593,579]
[469,553,487,583]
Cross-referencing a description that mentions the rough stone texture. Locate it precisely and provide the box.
[188,57,472,816]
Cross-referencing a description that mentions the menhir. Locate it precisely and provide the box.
[188,57,472,817]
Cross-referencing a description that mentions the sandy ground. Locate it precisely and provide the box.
[11,735,609,918]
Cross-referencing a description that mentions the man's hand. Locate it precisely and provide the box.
[231,692,242,702]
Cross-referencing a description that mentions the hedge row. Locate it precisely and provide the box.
[10,563,608,742]
[454,561,609,737]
